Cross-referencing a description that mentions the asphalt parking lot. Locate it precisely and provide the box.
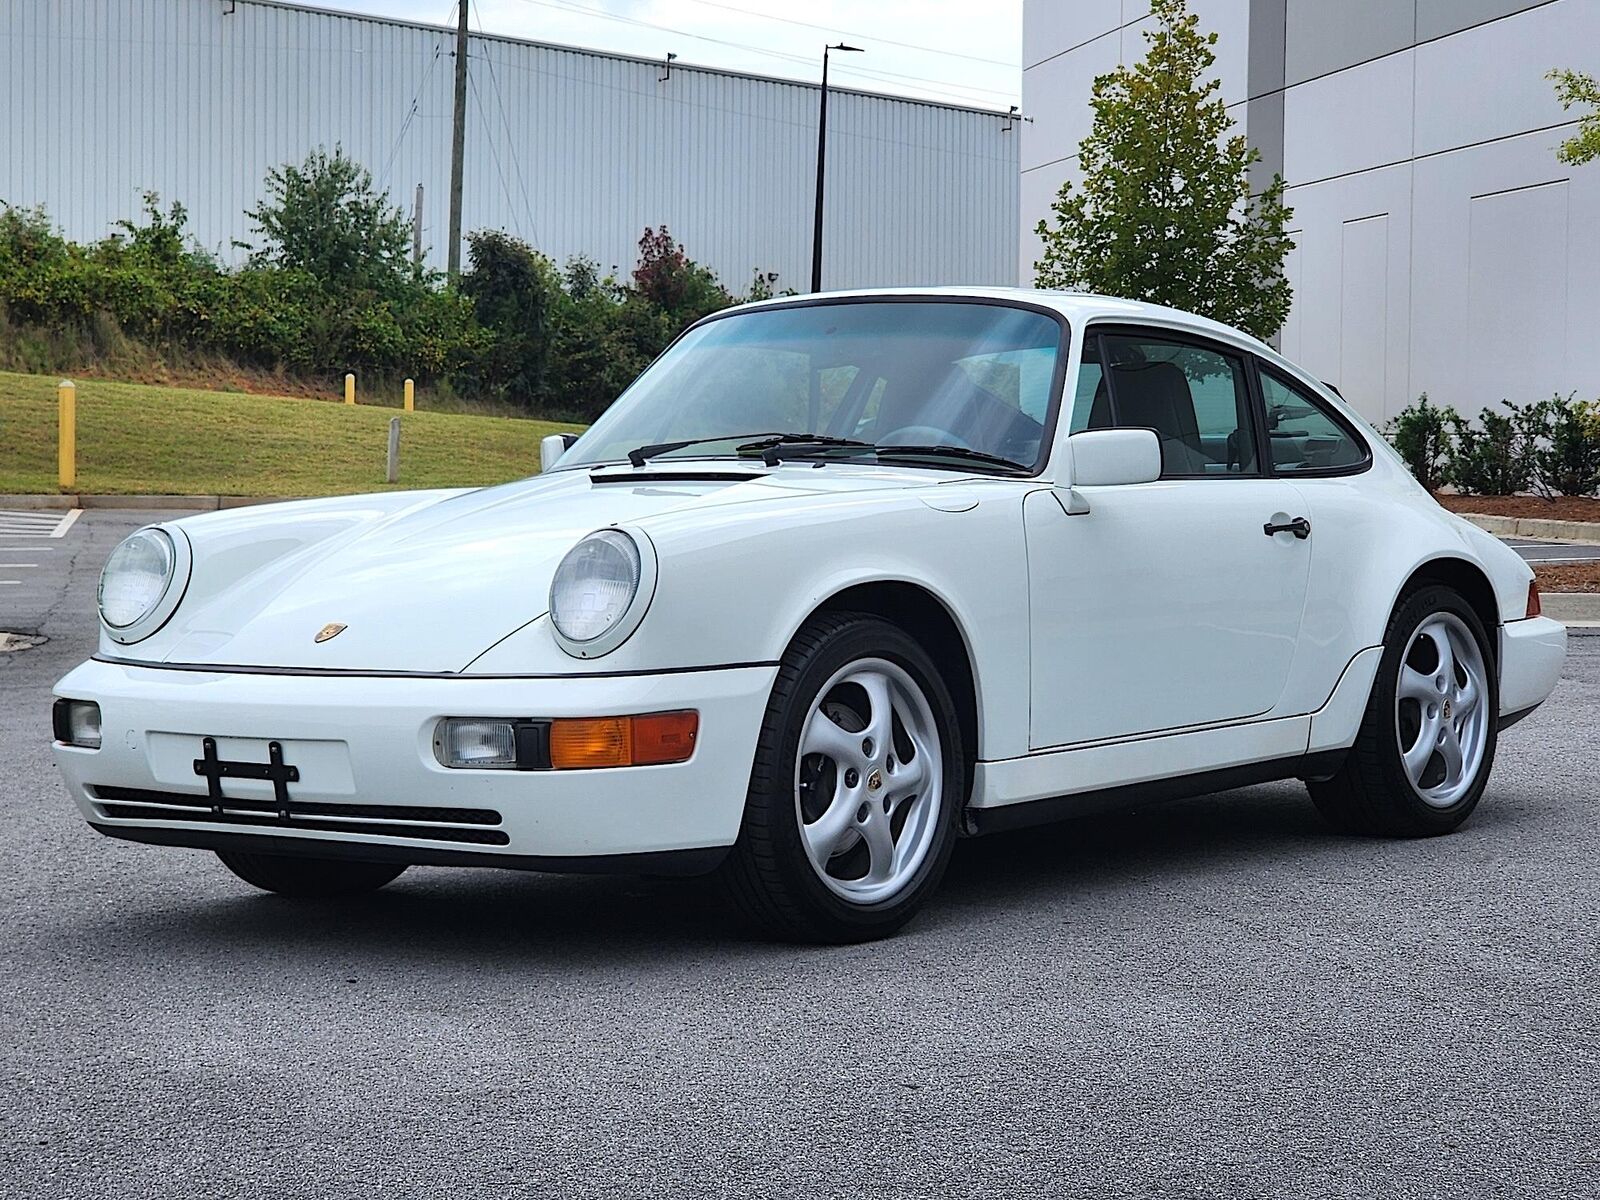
[1,511,1596,1199]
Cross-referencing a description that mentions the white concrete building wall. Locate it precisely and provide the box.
[1,0,1021,292]
[1021,0,1600,425]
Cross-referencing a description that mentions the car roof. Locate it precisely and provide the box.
[727,286,1275,357]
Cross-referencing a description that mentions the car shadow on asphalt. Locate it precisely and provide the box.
[68,780,1536,961]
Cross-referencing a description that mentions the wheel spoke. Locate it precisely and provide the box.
[1455,671,1481,718]
[860,811,896,884]
[801,792,857,867]
[1429,622,1457,691]
[1402,721,1437,784]
[803,709,859,766]
[846,670,891,752]
[887,750,928,799]
[1398,665,1436,704]
[1437,727,1466,788]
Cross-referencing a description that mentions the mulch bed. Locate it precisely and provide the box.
[1535,563,1600,594]
[1433,493,1600,522]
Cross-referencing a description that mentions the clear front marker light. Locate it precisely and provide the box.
[434,719,518,769]
[52,699,102,749]
[98,528,176,629]
[550,530,642,644]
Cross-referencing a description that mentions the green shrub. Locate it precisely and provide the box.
[1528,393,1600,498]
[1446,403,1539,496]
[1,168,780,417]
[1385,393,1453,492]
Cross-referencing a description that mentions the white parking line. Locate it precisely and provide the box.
[0,510,80,538]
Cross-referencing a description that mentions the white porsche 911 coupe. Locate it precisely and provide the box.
[53,288,1567,942]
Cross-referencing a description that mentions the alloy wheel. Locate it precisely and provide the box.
[793,658,944,905]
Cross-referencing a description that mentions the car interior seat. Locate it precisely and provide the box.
[1087,360,1210,474]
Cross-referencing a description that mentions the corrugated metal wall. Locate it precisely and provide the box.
[1,0,1020,291]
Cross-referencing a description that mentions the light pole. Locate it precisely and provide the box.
[811,42,863,293]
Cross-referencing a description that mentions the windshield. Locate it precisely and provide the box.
[556,300,1066,472]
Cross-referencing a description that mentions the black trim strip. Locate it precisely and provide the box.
[89,823,731,877]
[1496,705,1540,734]
[965,750,1348,836]
[91,654,779,681]
[590,470,765,485]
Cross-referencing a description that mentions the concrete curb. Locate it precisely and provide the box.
[2,494,304,511]
[1542,592,1600,626]
[1457,512,1600,543]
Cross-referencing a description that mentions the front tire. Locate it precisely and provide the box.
[1309,584,1498,837]
[215,850,408,897]
[720,612,964,943]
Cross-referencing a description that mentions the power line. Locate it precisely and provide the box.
[467,69,524,242]
[377,0,456,191]
[668,0,1019,69]
[501,0,1017,106]
[469,11,541,246]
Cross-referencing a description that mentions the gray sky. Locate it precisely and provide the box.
[324,0,1023,109]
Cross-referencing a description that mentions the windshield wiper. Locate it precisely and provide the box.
[625,432,790,467]
[625,431,872,467]
[869,444,1031,474]
[751,438,1029,475]
[735,433,876,466]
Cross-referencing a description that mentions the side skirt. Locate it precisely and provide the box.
[963,750,1347,837]
[89,823,732,877]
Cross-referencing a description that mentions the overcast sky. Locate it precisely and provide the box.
[324,0,1023,110]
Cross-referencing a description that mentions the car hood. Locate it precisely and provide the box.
[143,465,943,672]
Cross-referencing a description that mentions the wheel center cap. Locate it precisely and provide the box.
[866,768,883,792]
[1443,699,1452,719]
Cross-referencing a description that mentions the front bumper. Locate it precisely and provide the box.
[52,657,777,868]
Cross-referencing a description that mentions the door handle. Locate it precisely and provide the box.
[1263,516,1311,539]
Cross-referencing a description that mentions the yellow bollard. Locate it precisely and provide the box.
[344,373,356,405]
[403,378,415,413]
[57,380,76,491]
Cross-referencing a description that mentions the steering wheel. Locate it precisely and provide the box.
[878,425,973,449]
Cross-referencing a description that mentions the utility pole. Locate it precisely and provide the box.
[810,42,862,294]
[412,183,424,268]
[447,0,469,281]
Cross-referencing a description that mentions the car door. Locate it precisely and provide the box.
[1025,327,1313,750]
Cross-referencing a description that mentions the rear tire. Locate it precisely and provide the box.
[719,612,963,944]
[215,850,407,897]
[1309,584,1498,837]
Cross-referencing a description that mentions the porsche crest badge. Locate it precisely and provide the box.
[314,623,348,644]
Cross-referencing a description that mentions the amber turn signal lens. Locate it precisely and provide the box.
[1527,580,1542,619]
[632,711,700,765]
[547,711,698,769]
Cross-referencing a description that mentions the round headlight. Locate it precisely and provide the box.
[98,528,177,629]
[549,530,643,646]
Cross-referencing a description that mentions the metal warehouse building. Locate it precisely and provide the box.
[2,0,1021,291]
[1022,0,1600,425]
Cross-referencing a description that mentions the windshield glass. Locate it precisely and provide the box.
[556,300,1066,472]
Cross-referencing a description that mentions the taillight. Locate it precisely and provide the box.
[1527,580,1542,619]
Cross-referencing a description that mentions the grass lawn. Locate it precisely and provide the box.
[0,371,583,496]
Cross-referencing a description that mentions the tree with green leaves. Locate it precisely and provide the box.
[1033,0,1294,340]
[1549,69,1600,166]
[246,147,414,294]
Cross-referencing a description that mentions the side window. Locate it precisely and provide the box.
[1100,333,1257,477]
[1069,339,1107,433]
[1258,368,1368,472]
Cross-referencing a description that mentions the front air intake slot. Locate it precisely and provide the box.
[89,786,509,846]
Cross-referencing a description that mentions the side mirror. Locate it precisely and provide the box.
[1069,428,1161,486]
[541,433,578,473]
